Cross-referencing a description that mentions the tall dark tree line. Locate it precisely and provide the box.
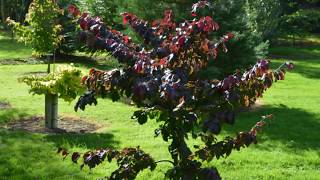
[279,0,320,38]
[0,0,32,24]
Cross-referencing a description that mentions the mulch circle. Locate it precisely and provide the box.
[0,102,11,109]
[0,58,44,65]
[22,71,48,77]
[4,115,104,134]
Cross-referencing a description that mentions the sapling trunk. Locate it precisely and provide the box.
[45,51,58,129]
[47,55,51,73]
[45,93,58,129]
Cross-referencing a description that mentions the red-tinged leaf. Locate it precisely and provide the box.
[123,36,130,44]
[227,32,235,39]
[224,33,234,42]
[178,36,186,46]
[191,1,211,15]
[73,8,80,17]
[123,17,128,25]
[121,12,134,25]
[212,48,218,59]
[89,68,95,75]
[67,4,76,15]
[160,58,168,66]
[121,13,129,25]
[72,152,81,163]
[285,62,294,70]
[62,150,69,160]
[171,44,179,53]
[80,20,88,30]
[222,43,228,53]
[213,21,220,31]
[81,12,89,18]
[163,9,173,23]
[81,76,88,84]
[68,4,80,17]
[201,40,209,53]
[134,63,143,74]
[152,20,159,27]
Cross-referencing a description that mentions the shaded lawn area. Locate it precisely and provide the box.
[0,45,319,179]
[0,31,32,60]
[0,64,171,179]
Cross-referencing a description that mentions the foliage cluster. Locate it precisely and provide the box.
[7,0,63,56]
[279,0,320,38]
[19,65,85,102]
[117,0,277,77]
[281,9,320,37]
[245,0,281,40]
[57,1,293,179]
[0,0,32,25]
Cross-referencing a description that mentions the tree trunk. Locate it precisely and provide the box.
[45,93,58,129]
[0,0,5,23]
[47,55,51,73]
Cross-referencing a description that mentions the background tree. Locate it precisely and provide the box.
[0,0,32,25]
[7,0,64,129]
[279,0,320,44]
[7,0,63,57]
[85,0,118,27]
[245,0,282,40]
[0,0,4,23]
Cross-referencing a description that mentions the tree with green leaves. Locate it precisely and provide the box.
[245,0,281,40]
[86,0,118,27]
[8,0,65,129]
[0,0,32,24]
[7,0,63,56]
[279,0,320,43]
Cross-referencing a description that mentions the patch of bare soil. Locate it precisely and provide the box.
[248,99,264,111]
[0,102,11,109]
[239,99,264,112]
[4,115,104,134]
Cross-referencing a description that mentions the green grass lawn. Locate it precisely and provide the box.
[0,35,319,179]
[0,31,32,60]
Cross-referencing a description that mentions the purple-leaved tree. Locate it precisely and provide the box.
[59,1,293,179]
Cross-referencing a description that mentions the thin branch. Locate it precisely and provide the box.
[276,62,289,71]
[155,159,175,166]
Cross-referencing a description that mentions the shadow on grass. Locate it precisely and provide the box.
[224,104,320,151]
[0,108,30,125]
[0,107,119,150]
[272,60,320,79]
[0,129,89,179]
[269,45,320,60]
[53,54,120,71]
[44,132,119,150]
[292,62,320,79]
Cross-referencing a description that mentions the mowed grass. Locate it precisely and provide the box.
[0,31,32,60]
[0,35,320,179]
